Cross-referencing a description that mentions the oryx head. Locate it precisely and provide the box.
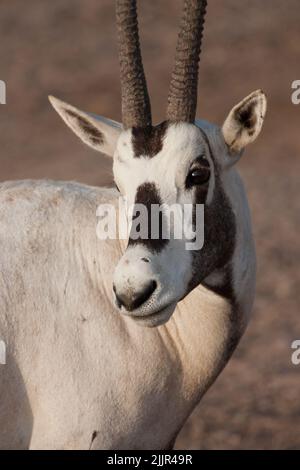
[50,0,267,327]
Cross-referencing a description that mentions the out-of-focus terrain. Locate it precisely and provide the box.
[0,0,300,449]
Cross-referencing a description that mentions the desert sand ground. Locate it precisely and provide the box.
[0,0,300,449]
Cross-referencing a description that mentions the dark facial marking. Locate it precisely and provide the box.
[190,143,242,364]
[132,121,169,158]
[65,109,104,145]
[189,130,243,366]
[128,182,168,253]
[188,182,236,292]
[188,128,236,303]
[202,265,235,301]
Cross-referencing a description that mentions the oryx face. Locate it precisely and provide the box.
[50,0,266,327]
[112,121,218,326]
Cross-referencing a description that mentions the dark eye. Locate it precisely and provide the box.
[186,158,210,188]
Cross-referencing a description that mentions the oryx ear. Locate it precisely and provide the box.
[49,96,122,157]
[222,90,267,155]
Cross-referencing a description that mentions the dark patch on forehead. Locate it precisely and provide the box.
[132,121,169,158]
[128,182,168,253]
[65,109,104,145]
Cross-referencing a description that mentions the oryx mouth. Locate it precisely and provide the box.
[123,302,177,326]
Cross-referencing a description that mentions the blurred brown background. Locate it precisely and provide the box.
[1,0,300,449]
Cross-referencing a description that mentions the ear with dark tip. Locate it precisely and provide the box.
[49,96,122,157]
[222,90,267,155]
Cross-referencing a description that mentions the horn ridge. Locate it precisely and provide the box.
[116,0,152,129]
[166,0,207,123]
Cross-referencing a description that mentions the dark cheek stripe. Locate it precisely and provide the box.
[192,128,243,364]
[189,182,236,289]
[188,128,237,304]
[128,182,169,253]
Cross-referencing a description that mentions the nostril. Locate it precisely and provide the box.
[115,280,157,312]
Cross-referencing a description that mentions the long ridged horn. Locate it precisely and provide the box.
[166,0,207,123]
[116,0,152,129]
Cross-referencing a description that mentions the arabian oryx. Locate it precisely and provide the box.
[0,0,266,449]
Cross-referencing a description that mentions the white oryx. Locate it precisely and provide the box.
[0,0,266,449]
